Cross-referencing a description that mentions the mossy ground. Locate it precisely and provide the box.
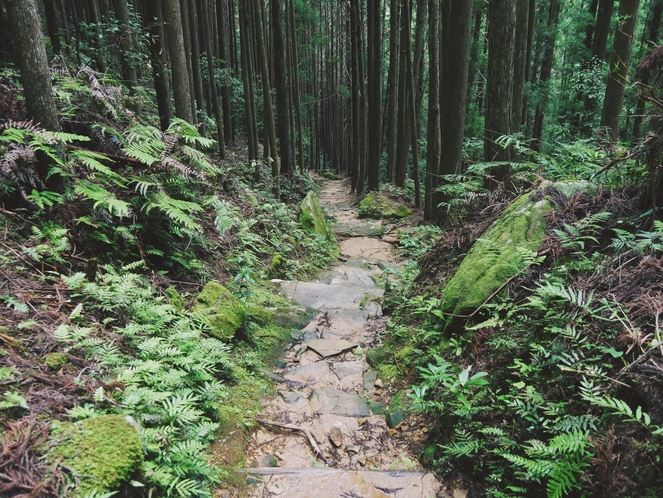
[50,415,143,496]
[440,193,551,317]
[192,281,247,340]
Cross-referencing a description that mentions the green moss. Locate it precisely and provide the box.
[299,191,330,238]
[51,415,143,495]
[366,346,391,367]
[164,286,184,312]
[440,193,551,317]
[379,364,399,383]
[358,192,411,220]
[192,281,247,340]
[45,352,68,371]
[269,253,287,278]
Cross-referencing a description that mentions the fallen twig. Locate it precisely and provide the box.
[252,418,331,466]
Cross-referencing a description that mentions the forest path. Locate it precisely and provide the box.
[222,179,446,498]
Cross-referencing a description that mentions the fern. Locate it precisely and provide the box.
[75,180,132,218]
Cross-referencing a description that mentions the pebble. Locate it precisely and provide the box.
[329,426,343,447]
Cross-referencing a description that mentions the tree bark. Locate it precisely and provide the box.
[216,0,235,143]
[424,0,440,221]
[188,0,206,129]
[144,0,173,130]
[251,0,280,194]
[484,0,515,188]
[367,0,382,191]
[439,0,472,207]
[7,0,59,131]
[532,0,560,152]
[600,0,640,141]
[200,0,225,156]
[163,0,195,124]
[112,0,137,90]
[286,0,304,171]
[385,0,401,183]
[512,0,529,133]
[43,0,62,53]
[271,0,291,175]
[592,0,615,61]
[239,0,258,163]
[395,0,411,189]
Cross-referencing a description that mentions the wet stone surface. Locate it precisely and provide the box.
[218,179,447,498]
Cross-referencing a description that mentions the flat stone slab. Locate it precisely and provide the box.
[240,468,444,498]
[283,362,334,385]
[333,220,381,237]
[280,281,367,311]
[306,338,358,358]
[309,389,370,417]
[278,391,306,404]
[331,360,367,379]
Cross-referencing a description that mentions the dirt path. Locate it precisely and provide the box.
[230,180,445,498]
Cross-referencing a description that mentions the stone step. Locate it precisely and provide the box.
[237,467,445,498]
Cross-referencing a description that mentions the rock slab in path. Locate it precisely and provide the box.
[309,389,371,417]
[306,338,358,358]
[331,360,367,379]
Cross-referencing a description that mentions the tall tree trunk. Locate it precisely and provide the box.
[350,0,360,190]
[406,2,421,209]
[592,0,615,61]
[484,0,516,188]
[512,0,529,133]
[367,0,382,191]
[239,0,258,163]
[395,0,412,189]
[532,0,560,152]
[385,0,400,183]
[200,0,225,156]
[412,0,427,135]
[164,0,195,124]
[144,0,173,130]
[87,0,107,72]
[7,0,59,132]
[112,0,137,90]
[439,0,472,213]
[633,2,663,139]
[188,0,206,129]
[425,0,440,221]
[251,0,279,195]
[43,0,62,53]
[216,0,235,143]
[600,0,640,141]
[286,0,304,171]
[271,0,291,175]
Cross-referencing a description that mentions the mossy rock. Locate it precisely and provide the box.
[51,415,143,495]
[358,192,411,220]
[269,253,287,278]
[299,191,331,239]
[192,281,247,340]
[440,193,551,318]
[366,346,391,367]
[45,352,68,371]
[164,286,184,312]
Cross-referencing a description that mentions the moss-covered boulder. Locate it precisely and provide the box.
[52,415,143,495]
[441,193,551,317]
[192,281,247,340]
[299,191,330,238]
[358,192,411,220]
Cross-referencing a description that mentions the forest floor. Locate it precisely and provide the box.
[214,179,451,498]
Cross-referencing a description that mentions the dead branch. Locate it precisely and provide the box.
[252,418,331,466]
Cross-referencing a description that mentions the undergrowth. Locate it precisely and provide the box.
[379,148,663,497]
